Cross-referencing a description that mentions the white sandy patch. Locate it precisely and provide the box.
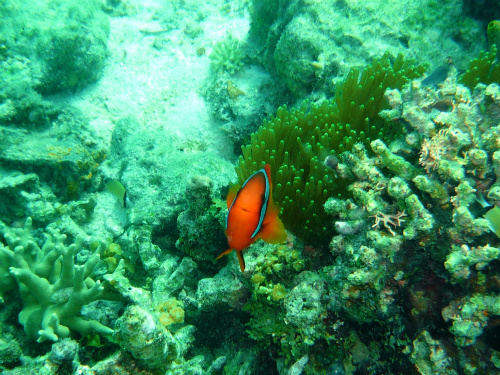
[66,0,249,158]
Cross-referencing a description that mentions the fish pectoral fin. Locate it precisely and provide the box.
[258,216,287,244]
[216,249,233,260]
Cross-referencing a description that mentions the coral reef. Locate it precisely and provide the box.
[3,1,500,374]
[442,293,500,347]
[0,335,22,369]
[202,67,285,147]
[196,266,247,310]
[250,0,482,97]
[0,218,117,342]
[0,105,106,226]
[114,305,195,370]
[212,72,500,374]
[175,175,227,268]
[410,331,457,375]
[445,244,500,282]
[235,53,425,243]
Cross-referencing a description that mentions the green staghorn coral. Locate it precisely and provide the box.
[236,53,426,243]
[458,44,500,90]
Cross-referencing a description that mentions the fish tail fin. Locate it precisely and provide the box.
[216,248,233,260]
[259,215,287,244]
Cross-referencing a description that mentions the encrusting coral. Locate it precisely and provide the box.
[236,53,426,243]
[0,217,116,342]
[114,305,195,371]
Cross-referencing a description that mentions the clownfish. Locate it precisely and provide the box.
[217,164,287,272]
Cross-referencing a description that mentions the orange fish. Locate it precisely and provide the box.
[217,164,287,272]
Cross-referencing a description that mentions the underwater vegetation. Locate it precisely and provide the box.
[2,38,500,375]
[459,44,500,90]
[229,75,500,374]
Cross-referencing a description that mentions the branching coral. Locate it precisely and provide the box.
[444,244,500,282]
[0,218,115,342]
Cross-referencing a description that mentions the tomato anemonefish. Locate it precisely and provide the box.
[217,164,287,272]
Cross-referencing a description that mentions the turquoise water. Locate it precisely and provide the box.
[1,0,500,374]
